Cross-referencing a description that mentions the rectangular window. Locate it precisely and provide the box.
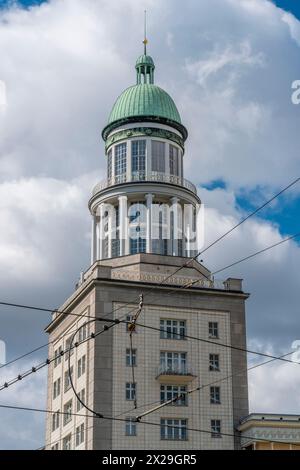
[210,386,221,404]
[77,388,86,412]
[160,418,187,440]
[78,324,87,343]
[160,319,186,340]
[132,140,146,179]
[77,355,86,378]
[160,351,187,374]
[63,400,72,426]
[160,385,187,406]
[151,141,165,173]
[126,348,136,367]
[125,417,137,436]
[107,149,112,180]
[130,237,146,254]
[52,411,60,432]
[115,143,127,180]
[169,145,179,175]
[64,366,73,392]
[209,322,219,339]
[53,378,61,399]
[62,434,72,450]
[54,346,63,367]
[209,354,220,371]
[75,423,85,447]
[211,419,222,438]
[65,337,74,361]
[126,382,136,401]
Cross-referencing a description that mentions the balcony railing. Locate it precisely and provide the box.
[156,364,195,383]
[92,171,197,195]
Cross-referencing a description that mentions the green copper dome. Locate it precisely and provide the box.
[135,54,155,68]
[108,84,181,125]
[102,50,187,141]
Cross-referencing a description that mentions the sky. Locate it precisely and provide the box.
[0,0,300,449]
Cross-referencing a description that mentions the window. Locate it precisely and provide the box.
[151,141,165,172]
[63,400,72,426]
[210,386,221,404]
[126,382,136,401]
[53,378,61,399]
[125,417,137,436]
[115,143,127,180]
[160,419,187,440]
[112,229,120,258]
[77,355,86,378]
[211,420,221,438]
[54,346,63,367]
[52,411,60,432]
[132,140,146,179]
[160,319,186,340]
[64,366,73,392]
[209,354,220,371]
[209,322,219,339]
[62,434,72,450]
[77,388,86,411]
[65,337,74,361]
[169,145,179,176]
[107,149,112,180]
[126,349,136,367]
[78,324,87,343]
[160,351,187,374]
[160,385,187,406]
[51,443,59,450]
[130,237,146,254]
[75,423,85,447]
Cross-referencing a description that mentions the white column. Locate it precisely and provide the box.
[99,204,104,260]
[184,204,193,257]
[171,197,179,256]
[108,207,113,259]
[90,215,97,264]
[119,195,128,256]
[145,193,153,253]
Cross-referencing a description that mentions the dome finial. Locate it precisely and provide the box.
[143,10,148,55]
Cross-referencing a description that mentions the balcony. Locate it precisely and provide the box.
[92,171,197,196]
[156,364,195,384]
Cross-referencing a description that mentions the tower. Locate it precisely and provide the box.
[45,44,249,451]
[89,47,199,262]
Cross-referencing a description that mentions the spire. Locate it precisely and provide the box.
[136,11,155,85]
[143,10,148,55]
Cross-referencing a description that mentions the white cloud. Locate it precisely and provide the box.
[185,41,265,87]
[0,0,299,448]
[282,12,300,47]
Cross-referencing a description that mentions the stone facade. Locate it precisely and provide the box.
[45,254,249,450]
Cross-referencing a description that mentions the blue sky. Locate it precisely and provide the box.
[1,0,300,20]
[273,0,300,20]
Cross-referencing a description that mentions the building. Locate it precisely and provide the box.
[44,43,249,450]
[238,414,300,450]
